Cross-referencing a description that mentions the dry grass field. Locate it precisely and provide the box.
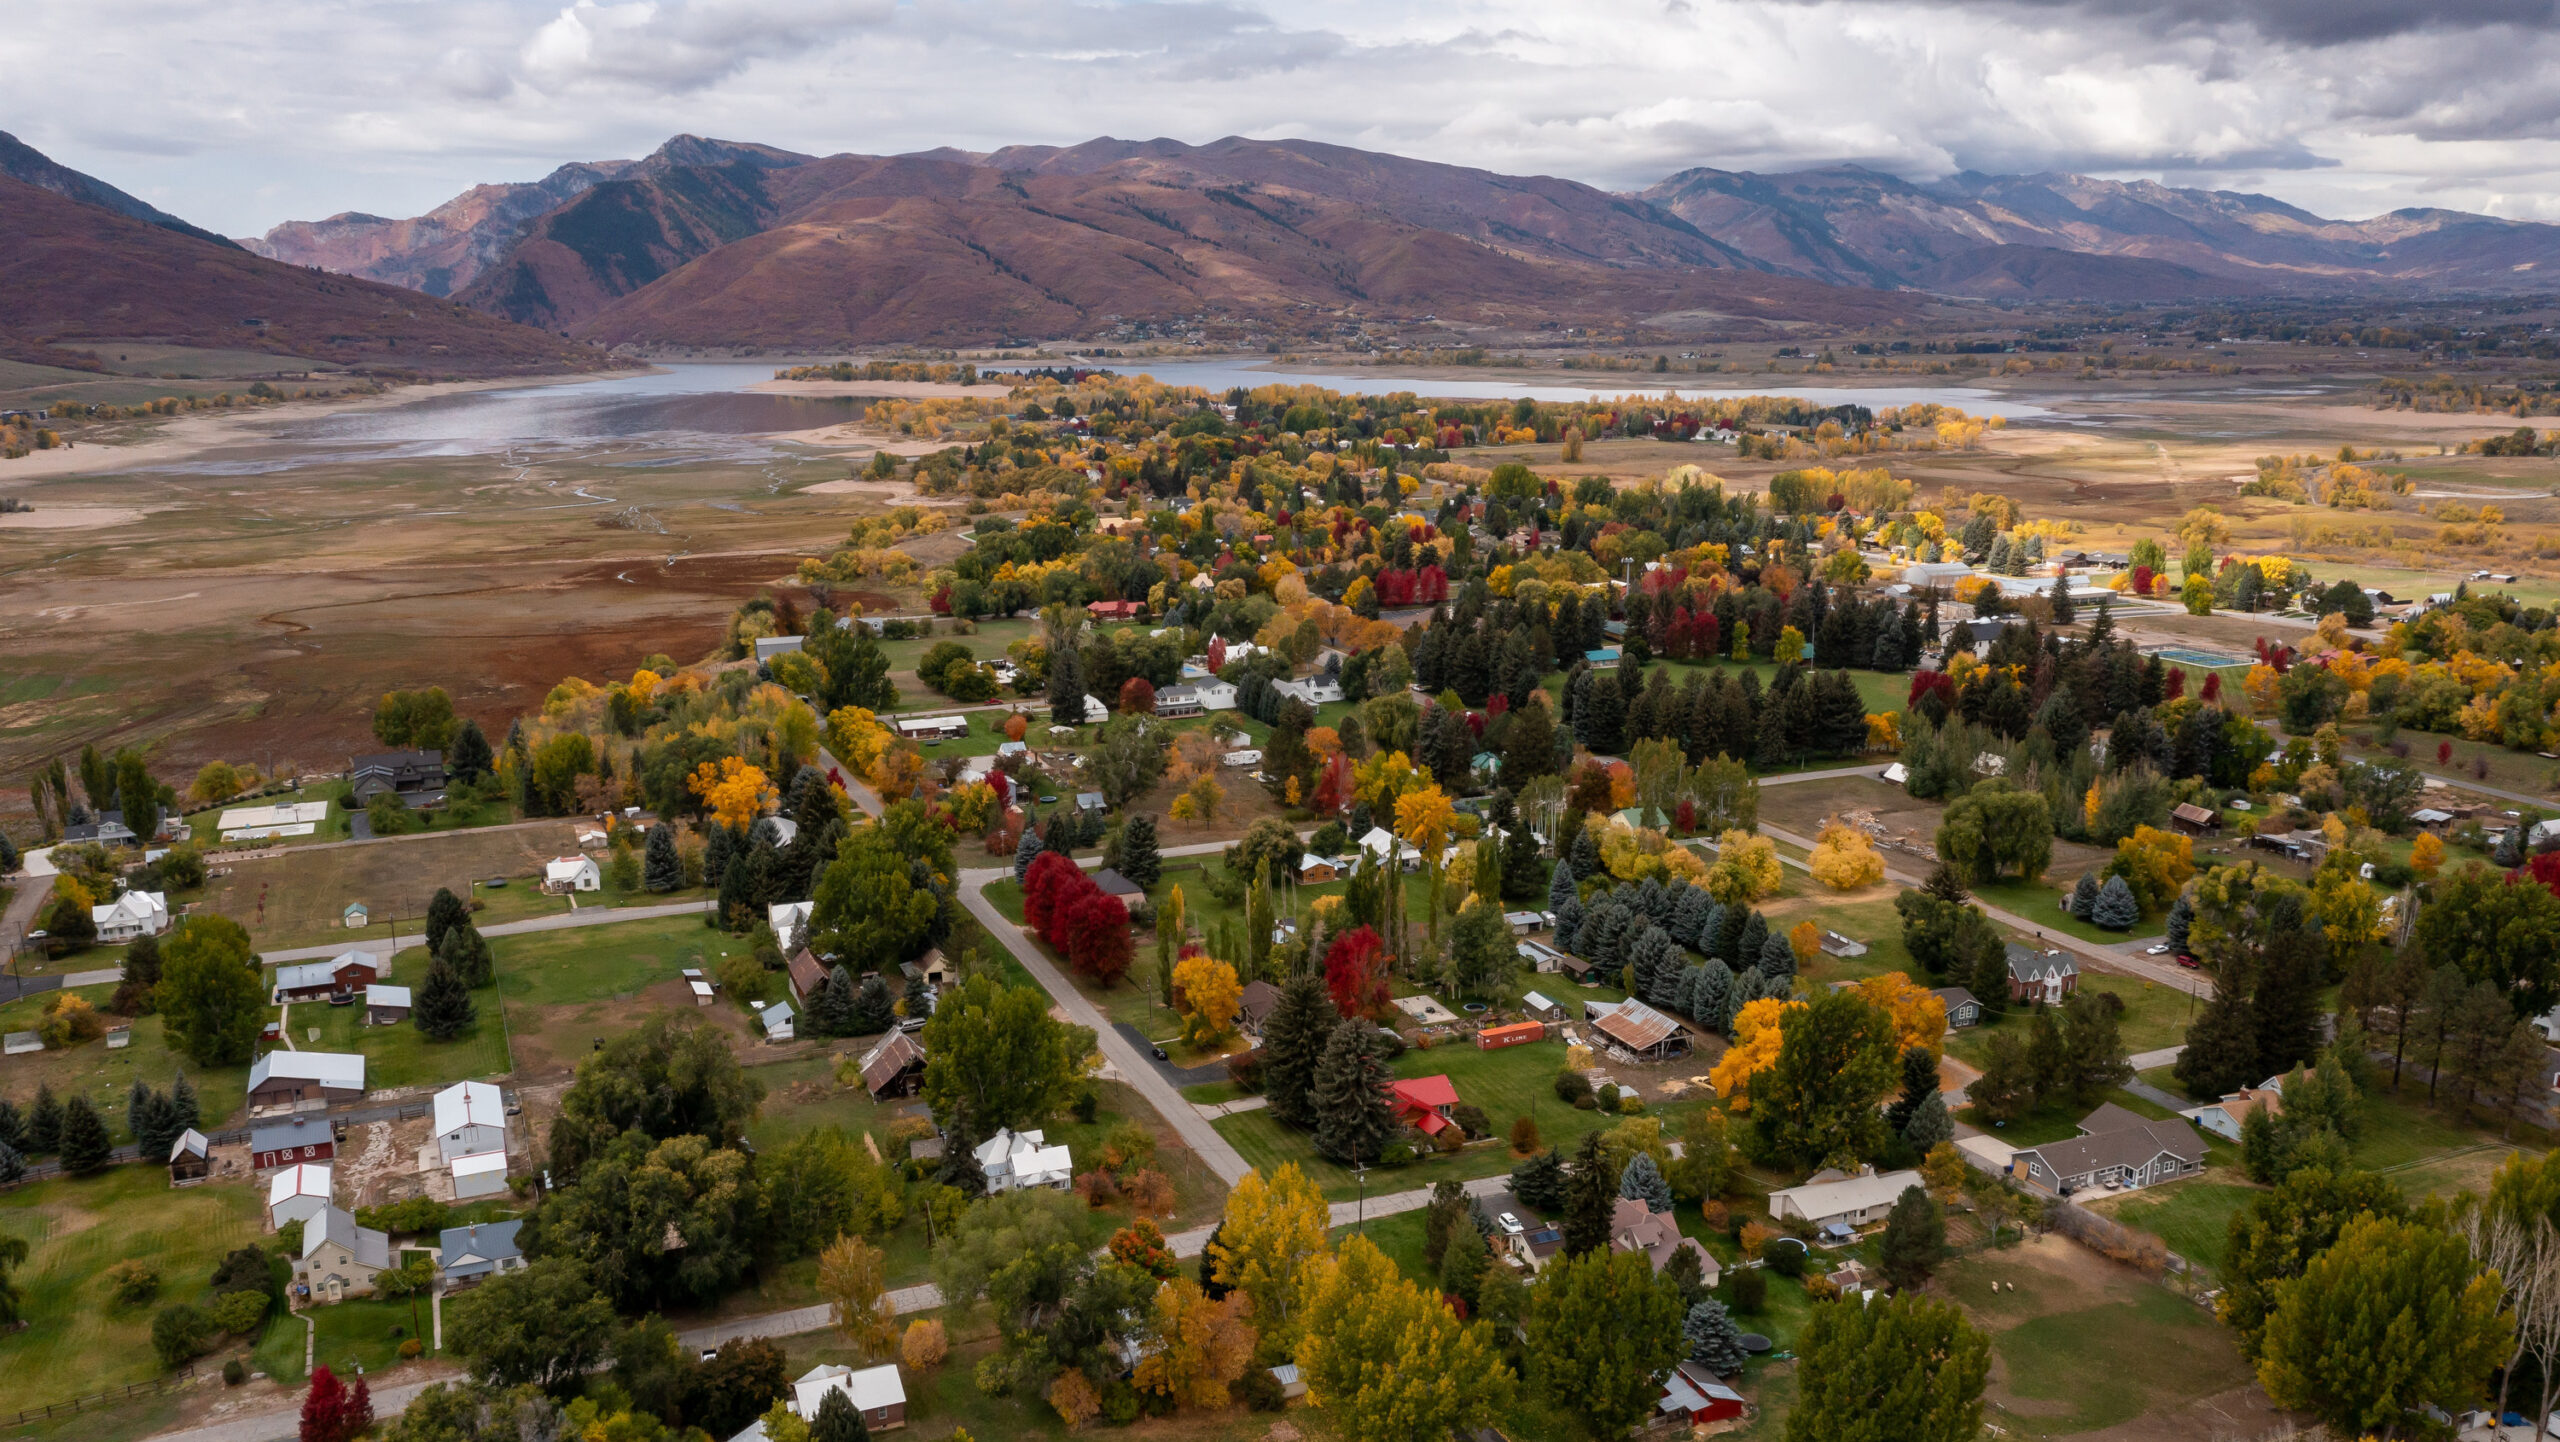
[193,822,587,950]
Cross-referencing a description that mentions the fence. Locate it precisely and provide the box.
[4,1369,199,1426]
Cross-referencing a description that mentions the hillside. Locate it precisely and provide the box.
[0,176,608,375]
[0,130,238,250]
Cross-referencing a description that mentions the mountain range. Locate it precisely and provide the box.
[13,129,2560,366]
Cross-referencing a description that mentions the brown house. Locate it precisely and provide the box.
[1610,1198,1720,1286]
[857,1030,928,1099]
[168,1129,212,1184]
[1235,980,1283,1037]
[788,949,830,1006]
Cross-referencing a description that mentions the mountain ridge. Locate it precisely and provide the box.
[0,130,239,250]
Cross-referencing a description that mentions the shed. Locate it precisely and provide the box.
[168,1129,212,1184]
[1588,998,1689,1060]
[1477,1020,1545,1051]
[2169,802,2221,834]
[758,999,796,1042]
[1091,868,1145,899]
[1520,991,1565,1022]
[1269,1364,1307,1400]
[342,901,369,929]
[451,1149,512,1201]
[433,1081,508,1162]
[364,984,412,1024]
[247,1051,367,1113]
[250,1117,336,1171]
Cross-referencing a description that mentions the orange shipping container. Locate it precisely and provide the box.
[1477,1021,1545,1050]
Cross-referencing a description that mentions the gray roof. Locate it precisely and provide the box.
[439,1220,524,1277]
[170,1128,210,1161]
[1929,987,1979,1010]
[2016,1117,2203,1182]
[251,1117,334,1154]
[303,1206,391,1270]
[249,1050,367,1092]
[2005,944,2077,982]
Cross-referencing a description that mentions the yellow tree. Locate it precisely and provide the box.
[1705,830,1782,904]
[2111,825,2196,912]
[1133,1278,1258,1410]
[1168,774,1225,827]
[816,1234,897,1359]
[825,705,892,780]
[2410,831,2445,877]
[1808,822,1884,890]
[1208,1164,1330,1354]
[1353,750,1425,811]
[1297,1233,1516,1442]
[1787,919,1824,964]
[1709,998,1803,1110]
[689,756,775,832]
[1395,785,1455,857]
[1921,1141,1968,1203]
[1173,955,1242,1046]
[1849,973,1949,1059]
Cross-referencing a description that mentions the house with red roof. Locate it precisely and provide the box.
[1392,1074,1460,1136]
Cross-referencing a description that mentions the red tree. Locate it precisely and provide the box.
[1207,635,1228,672]
[2129,564,2155,597]
[1024,849,1080,937]
[2200,672,2223,704]
[1323,926,1391,1019]
[1907,669,1955,712]
[1120,676,1157,715]
[2163,667,2186,701]
[2440,741,2455,765]
[2518,852,2560,899]
[299,1367,371,1442]
[1061,890,1133,985]
[1312,752,1353,815]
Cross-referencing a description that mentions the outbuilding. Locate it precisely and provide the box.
[247,1051,367,1114]
[268,1163,335,1229]
[433,1081,507,1161]
[168,1129,212,1185]
[364,985,412,1025]
[250,1117,336,1171]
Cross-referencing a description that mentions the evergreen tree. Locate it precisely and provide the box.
[1701,902,1731,960]
[436,922,495,989]
[168,1071,199,1133]
[1312,1019,1399,1165]
[1884,1047,1938,1136]
[810,1386,869,1442]
[1511,1147,1569,1213]
[1618,1153,1674,1213]
[1548,861,1576,914]
[449,718,496,782]
[127,1079,174,1157]
[1047,644,1089,726]
[1683,1299,1748,1376]
[425,887,470,956]
[1440,1217,1493,1314]
[413,956,477,1041]
[1568,827,1602,881]
[26,1083,62,1155]
[1901,1090,1953,1153]
[1117,814,1161,889]
[56,1096,111,1173]
[1012,821,1045,884]
[1694,960,1735,1032]
[1553,895,1585,951]
[1672,886,1712,949]
[642,823,683,893]
[0,1141,21,1185]
[2164,893,2194,953]
[810,965,860,1038]
[703,825,737,890]
[2175,980,2262,1098]
[1758,931,1796,984]
[1561,1132,1615,1258]
[850,975,897,1035]
[936,1137,987,1198]
[2065,872,2099,918]
[1736,910,1767,967]
[1877,1186,1946,1291]
[2090,876,2139,930]
[2048,575,2075,626]
[1501,814,1545,901]
[0,1098,20,1152]
[1630,926,1675,1004]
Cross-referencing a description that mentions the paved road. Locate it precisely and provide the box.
[1753,820,2213,1000]
[259,899,712,964]
[958,865,1253,1187]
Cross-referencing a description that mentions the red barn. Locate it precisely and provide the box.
[1390,1074,1460,1136]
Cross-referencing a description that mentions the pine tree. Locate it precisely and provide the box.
[811,966,859,1037]
[0,1141,22,1185]
[1618,1152,1674,1213]
[704,824,737,890]
[1695,960,1734,1032]
[1440,1217,1493,1313]
[1884,1047,1938,1135]
[1758,931,1796,984]
[26,1083,62,1155]
[128,1079,175,1158]
[1630,926,1675,1003]
[1736,910,1767,967]
[1048,644,1088,726]
[1683,1299,1748,1375]
[1553,894,1585,951]
[56,1096,111,1173]
[1502,814,1545,900]
[850,976,897,1035]
[1901,1091,1953,1153]
[1877,1185,1946,1290]
[1548,859,1578,912]
[2175,982,2262,1098]
[1568,827,1602,881]
[1312,1019,1399,1165]
[2164,894,2194,953]
[168,1071,199,1133]
[1561,1132,1615,1258]
[1012,821,1045,884]
[1672,885,1712,949]
[413,956,477,1041]
[936,1138,987,1198]
[1117,814,1162,889]
[2065,872,2099,918]
[811,1387,870,1442]
[425,887,470,955]
[436,922,494,989]
[1511,1147,1569,1213]
[0,1098,21,1152]
[2090,876,2139,930]
[642,823,683,893]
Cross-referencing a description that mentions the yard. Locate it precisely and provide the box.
[0,1166,270,1414]
[192,823,588,952]
[0,985,254,1132]
[285,951,510,1093]
[254,1294,438,1388]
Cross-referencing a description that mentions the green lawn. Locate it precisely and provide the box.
[1973,878,2167,945]
[490,913,728,1009]
[1944,1245,2254,1438]
[1942,972,2197,1071]
[0,1167,270,1412]
[0,997,255,1134]
[286,955,510,1091]
[2094,1176,2260,1276]
[1213,1036,1692,1202]
[254,1295,428,1386]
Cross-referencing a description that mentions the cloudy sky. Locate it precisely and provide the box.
[16,0,2560,237]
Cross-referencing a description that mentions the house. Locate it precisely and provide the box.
[2411,807,2456,832]
[247,1052,367,1114]
[90,890,170,943]
[342,901,369,929]
[1297,854,1344,884]
[250,1117,336,1171]
[977,1127,1074,1192]
[1478,1020,1544,1050]
[1659,1362,1747,1424]
[452,1149,512,1200]
[1087,600,1144,622]
[1390,1074,1463,1136]
[1272,676,1345,707]
[348,750,447,809]
[770,901,815,947]
[2182,1088,2283,1143]
[1588,997,1689,1060]
[789,1362,907,1432]
[1222,748,1262,768]
[1154,684,1205,717]
[2010,1106,2205,1195]
[169,1129,212,1184]
[1193,680,1240,711]
[364,985,412,1024]
[439,1220,526,1287]
[273,951,380,1002]
[857,1030,928,1098]
[1092,868,1145,900]
[295,1207,391,1303]
[1611,1197,1721,1284]
[268,1163,334,1228]
[1768,1168,1927,1231]
[1483,1188,1565,1273]
[1358,826,1422,871]
[1520,991,1565,1022]
[894,714,970,741]
[1503,911,1552,937]
[1930,987,1983,1028]
[543,855,602,894]
[901,949,951,992]
[433,1081,508,1162]
[758,999,796,1041]
[60,811,138,847]
[2005,944,2078,1006]
[1818,930,1868,958]
[788,947,830,1005]
[1235,979,1283,1037]
[1584,647,1623,669]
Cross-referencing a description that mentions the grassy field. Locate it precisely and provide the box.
[1973,876,2168,945]
[2095,1176,2261,1274]
[1941,971,2198,1071]
[286,949,510,1092]
[0,1167,270,1413]
[252,1294,434,1387]
[0,990,255,1133]
[195,824,585,952]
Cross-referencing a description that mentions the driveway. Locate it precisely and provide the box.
[1111,1022,1236,1087]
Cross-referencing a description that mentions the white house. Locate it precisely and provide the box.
[1273,676,1345,707]
[1357,826,1422,872]
[769,901,814,946]
[758,999,796,1041]
[267,1163,334,1229]
[451,1149,511,1201]
[543,856,602,894]
[432,1081,508,1162]
[787,1363,907,1432]
[91,890,169,943]
[1193,680,1240,711]
[976,1127,1074,1193]
[1767,1168,1926,1234]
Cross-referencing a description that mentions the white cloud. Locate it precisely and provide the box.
[7,0,2560,237]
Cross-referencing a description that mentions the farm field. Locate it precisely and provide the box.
[193,824,585,952]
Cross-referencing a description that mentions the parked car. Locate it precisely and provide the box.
[2145,943,2170,955]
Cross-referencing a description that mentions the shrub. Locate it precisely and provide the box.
[1379,1142,1416,1167]
[1237,1366,1286,1411]
[1573,1093,1598,1110]
[1722,1267,1768,1315]
[1225,1049,1264,1093]
[1697,1200,1730,1231]
[902,1318,950,1373]
[152,1303,217,1368]
[356,1196,451,1236]
[1433,1127,1466,1154]
[104,1260,162,1306]
[210,1288,270,1336]
[399,1338,425,1359]
[1510,1115,1541,1153]
[1763,1241,1807,1278]
[222,1359,246,1386]
[1616,1092,1645,1115]
[1553,1070,1592,1105]
[1450,1103,1490,1138]
[1071,1090,1100,1124]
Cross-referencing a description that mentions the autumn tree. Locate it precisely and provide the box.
[817,1234,897,1360]
[1809,821,1885,890]
[1173,955,1242,1047]
[1132,1278,1256,1410]
[2256,1214,2510,1435]
[1207,1164,1330,1355]
[689,756,775,833]
[1298,1233,1516,1442]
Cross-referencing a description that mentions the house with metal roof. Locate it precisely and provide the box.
[433,1081,507,1161]
[295,1206,391,1303]
[439,1220,526,1286]
[1768,1167,1926,1232]
[247,1051,367,1114]
[1587,997,1689,1059]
